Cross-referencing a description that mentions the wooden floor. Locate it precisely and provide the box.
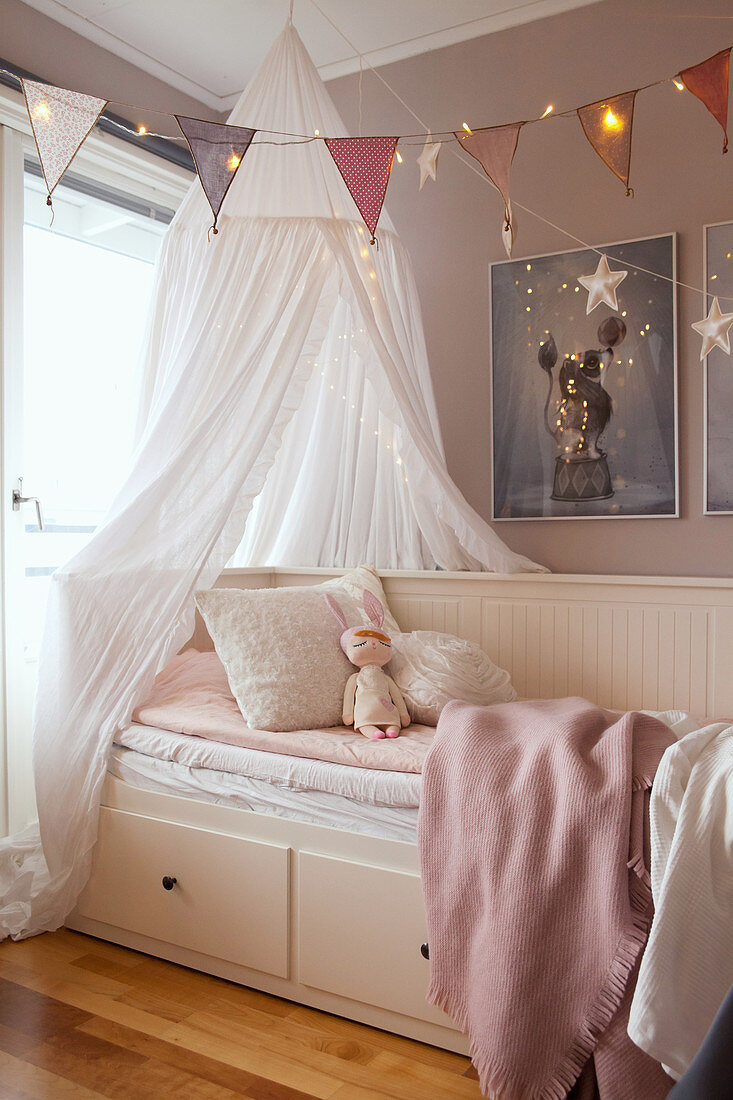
[0,929,481,1098]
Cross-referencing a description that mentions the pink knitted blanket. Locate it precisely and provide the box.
[418,697,675,1100]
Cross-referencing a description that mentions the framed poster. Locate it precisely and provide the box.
[490,234,678,520]
[703,221,733,514]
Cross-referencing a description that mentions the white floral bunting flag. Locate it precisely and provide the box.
[22,79,107,203]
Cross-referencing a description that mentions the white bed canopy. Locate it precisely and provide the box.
[0,22,544,940]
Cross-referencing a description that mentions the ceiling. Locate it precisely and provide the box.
[21,0,604,112]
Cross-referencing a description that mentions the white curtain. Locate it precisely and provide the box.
[0,24,544,941]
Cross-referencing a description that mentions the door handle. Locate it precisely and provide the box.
[12,478,44,531]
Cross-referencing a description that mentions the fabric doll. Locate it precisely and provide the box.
[325,590,410,739]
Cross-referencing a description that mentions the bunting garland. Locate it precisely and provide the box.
[21,79,107,209]
[9,41,733,344]
[175,116,256,235]
[680,48,730,153]
[455,123,522,248]
[11,43,733,246]
[577,90,637,195]
[325,136,398,244]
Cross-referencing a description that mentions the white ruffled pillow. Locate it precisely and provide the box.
[389,631,516,726]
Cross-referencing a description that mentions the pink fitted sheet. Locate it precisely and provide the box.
[132,649,434,773]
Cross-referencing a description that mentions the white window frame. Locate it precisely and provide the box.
[0,80,191,834]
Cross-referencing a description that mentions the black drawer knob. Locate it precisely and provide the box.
[162,876,178,891]
[420,942,430,960]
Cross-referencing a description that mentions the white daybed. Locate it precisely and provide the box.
[67,567,733,1054]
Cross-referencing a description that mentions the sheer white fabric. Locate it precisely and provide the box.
[0,24,544,941]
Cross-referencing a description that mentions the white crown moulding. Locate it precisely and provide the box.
[18,0,606,115]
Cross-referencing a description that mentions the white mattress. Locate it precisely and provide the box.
[111,723,421,842]
[111,709,698,847]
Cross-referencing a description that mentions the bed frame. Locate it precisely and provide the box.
[68,568,733,1054]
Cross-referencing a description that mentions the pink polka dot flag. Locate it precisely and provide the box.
[325,136,398,241]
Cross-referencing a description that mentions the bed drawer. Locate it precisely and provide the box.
[75,807,290,978]
[298,852,452,1028]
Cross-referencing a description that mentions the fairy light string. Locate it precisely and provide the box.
[1,39,728,144]
[2,33,732,304]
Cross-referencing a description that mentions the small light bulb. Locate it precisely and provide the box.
[226,153,241,171]
[462,122,473,135]
[541,104,554,118]
[137,124,147,135]
[35,101,50,119]
[314,128,320,136]
[673,78,684,91]
[603,108,621,130]
[395,150,403,164]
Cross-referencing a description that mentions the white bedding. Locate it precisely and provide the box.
[111,709,702,849]
[112,723,421,842]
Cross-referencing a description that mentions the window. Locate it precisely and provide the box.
[22,164,173,635]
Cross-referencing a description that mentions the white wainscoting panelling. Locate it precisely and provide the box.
[215,570,733,721]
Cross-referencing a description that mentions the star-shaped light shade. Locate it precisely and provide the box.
[578,254,628,314]
[417,138,441,189]
[502,199,516,258]
[691,296,733,360]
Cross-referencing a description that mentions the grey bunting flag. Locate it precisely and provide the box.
[176,115,257,234]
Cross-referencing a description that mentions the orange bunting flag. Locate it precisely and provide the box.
[22,79,107,206]
[455,123,522,227]
[325,136,398,244]
[680,48,731,153]
[577,90,637,195]
[176,116,257,235]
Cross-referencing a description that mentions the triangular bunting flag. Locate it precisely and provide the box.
[325,136,398,244]
[681,48,731,153]
[22,79,107,205]
[454,123,522,226]
[176,116,257,234]
[577,91,637,194]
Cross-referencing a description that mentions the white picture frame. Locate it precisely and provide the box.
[490,234,679,521]
[703,220,733,515]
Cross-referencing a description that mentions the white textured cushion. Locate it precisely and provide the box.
[195,566,400,732]
[388,631,516,725]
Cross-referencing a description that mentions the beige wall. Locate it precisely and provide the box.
[327,0,733,576]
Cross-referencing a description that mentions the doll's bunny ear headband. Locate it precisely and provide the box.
[324,593,348,631]
[362,589,384,630]
[324,590,387,653]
